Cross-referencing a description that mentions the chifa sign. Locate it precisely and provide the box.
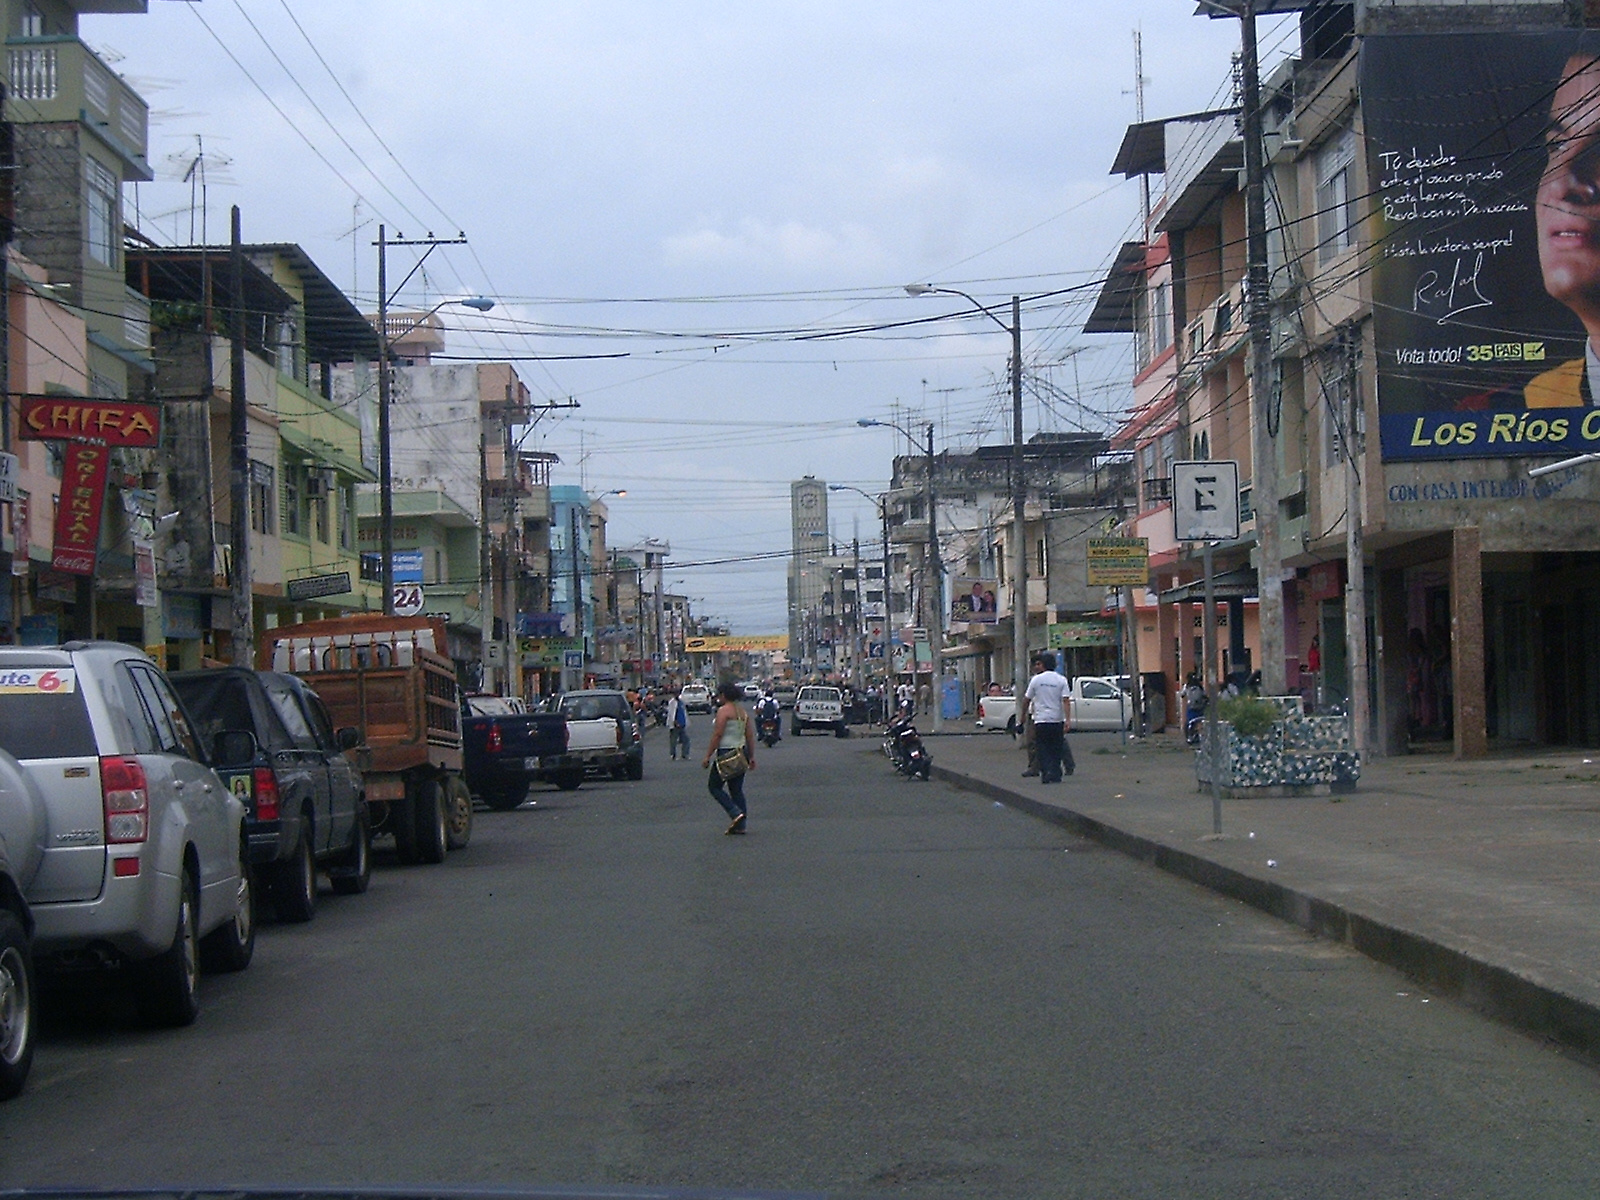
[19,397,160,447]
[17,397,162,577]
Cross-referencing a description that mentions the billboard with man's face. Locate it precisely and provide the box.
[1364,33,1600,460]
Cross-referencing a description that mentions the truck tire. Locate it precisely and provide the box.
[626,755,644,781]
[0,910,37,1101]
[555,772,583,792]
[137,865,200,1028]
[485,784,529,811]
[272,823,317,923]
[329,805,372,895]
[444,777,473,851]
[413,778,448,865]
[200,859,256,973]
[391,795,419,865]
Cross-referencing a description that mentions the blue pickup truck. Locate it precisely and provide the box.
[460,696,584,809]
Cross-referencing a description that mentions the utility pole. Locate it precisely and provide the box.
[0,82,13,607]
[1239,0,1285,694]
[479,409,493,689]
[1011,295,1028,703]
[570,503,582,691]
[229,206,252,665]
[375,227,469,617]
[924,422,943,732]
[1344,331,1369,754]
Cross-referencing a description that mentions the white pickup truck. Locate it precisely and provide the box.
[555,690,645,780]
[792,685,847,736]
[976,676,1133,733]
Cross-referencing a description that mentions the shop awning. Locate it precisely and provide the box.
[1158,566,1257,603]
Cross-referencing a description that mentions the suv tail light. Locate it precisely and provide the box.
[253,766,281,822]
[486,723,504,754]
[101,756,149,844]
[615,722,624,747]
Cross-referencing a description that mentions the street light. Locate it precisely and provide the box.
[857,416,943,732]
[905,284,1029,711]
[377,291,495,614]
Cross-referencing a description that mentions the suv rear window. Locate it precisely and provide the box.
[798,688,840,703]
[0,668,96,759]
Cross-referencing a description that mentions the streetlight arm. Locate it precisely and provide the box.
[904,283,1012,336]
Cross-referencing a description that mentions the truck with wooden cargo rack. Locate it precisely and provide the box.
[258,614,472,864]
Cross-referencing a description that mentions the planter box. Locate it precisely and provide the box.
[1194,699,1360,796]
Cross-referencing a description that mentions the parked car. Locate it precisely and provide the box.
[171,667,370,921]
[680,682,713,713]
[0,748,45,1099]
[461,695,582,806]
[0,643,253,1027]
[976,677,1132,733]
[976,691,1018,732]
[556,690,645,779]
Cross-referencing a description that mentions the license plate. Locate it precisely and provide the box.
[523,757,541,770]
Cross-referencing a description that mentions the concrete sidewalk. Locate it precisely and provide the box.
[896,726,1600,1064]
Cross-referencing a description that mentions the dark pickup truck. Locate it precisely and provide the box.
[461,695,584,809]
[172,668,370,921]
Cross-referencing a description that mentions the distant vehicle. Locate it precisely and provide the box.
[0,642,254,1029]
[772,683,797,710]
[792,685,847,736]
[742,681,763,699]
[464,694,526,716]
[557,690,645,780]
[0,747,44,1098]
[172,668,370,921]
[461,695,582,806]
[680,683,713,713]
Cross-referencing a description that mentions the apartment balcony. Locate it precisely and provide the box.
[6,36,151,178]
[1141,475,1172,507]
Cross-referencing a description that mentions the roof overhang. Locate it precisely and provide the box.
[126,248,294,317]
[1110,108,1240,178]
[1155,114,1244,233]
[1194,0,1320,14]
[1083,241,1148,335]
[246,244,382,362]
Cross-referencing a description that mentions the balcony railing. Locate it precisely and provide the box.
[1141,476,1172,506]
[6,37,150,174]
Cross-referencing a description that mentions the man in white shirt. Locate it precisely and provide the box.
[1022,652,1074,784]
[665,688,690,761]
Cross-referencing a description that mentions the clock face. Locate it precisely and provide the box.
[799,492,818,510]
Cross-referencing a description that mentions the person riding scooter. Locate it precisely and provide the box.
[756,690,782,747]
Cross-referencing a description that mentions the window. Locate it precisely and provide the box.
[1320,349,1348,467]
[1316,125,1357,263]
[339,485,357,551]
[312,480,330,543]
[46,441,64,479]
[1082,680,1119,700]
[264,682,318,751]
[1150,279,1172,356]
[250,461,275,535]
[86,158,118,268]
[283,465,303,536]
[19,5,43,37]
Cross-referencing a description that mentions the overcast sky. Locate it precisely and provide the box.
[88,1,1293,633]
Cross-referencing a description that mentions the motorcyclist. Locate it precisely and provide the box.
[756,690,781,737]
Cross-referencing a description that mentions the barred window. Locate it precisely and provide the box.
[86,158,118,267]
[1316,125,1357,263]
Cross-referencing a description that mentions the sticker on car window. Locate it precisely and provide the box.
[0,668,77,694]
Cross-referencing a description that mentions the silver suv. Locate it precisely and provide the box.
[0,643,254,1026]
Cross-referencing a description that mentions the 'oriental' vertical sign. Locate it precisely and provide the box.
[51,443,110,575]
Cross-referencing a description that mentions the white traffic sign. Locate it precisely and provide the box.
[1172,460,1241,542]
[391,583,425,617]
[0,452,16,504]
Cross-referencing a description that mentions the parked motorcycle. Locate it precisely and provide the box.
[885,713,931,780]
[1184,692,1208,746]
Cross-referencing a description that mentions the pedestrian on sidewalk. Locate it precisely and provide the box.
[702,680,756,834]
[665,686,691,760]
[1024,652,1074,784]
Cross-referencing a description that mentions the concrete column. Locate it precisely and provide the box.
[1227,596,1247,683]
[1375,563,1410,758]
[1179,599,1196,686]
[1158,595,1179,727]
[1451,527,1488,759]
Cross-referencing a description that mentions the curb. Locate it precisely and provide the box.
[932,761,1600,1067]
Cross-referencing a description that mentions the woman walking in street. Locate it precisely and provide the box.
[703,680,757,834]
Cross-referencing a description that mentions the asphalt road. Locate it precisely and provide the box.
[4,721,1599,1199]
